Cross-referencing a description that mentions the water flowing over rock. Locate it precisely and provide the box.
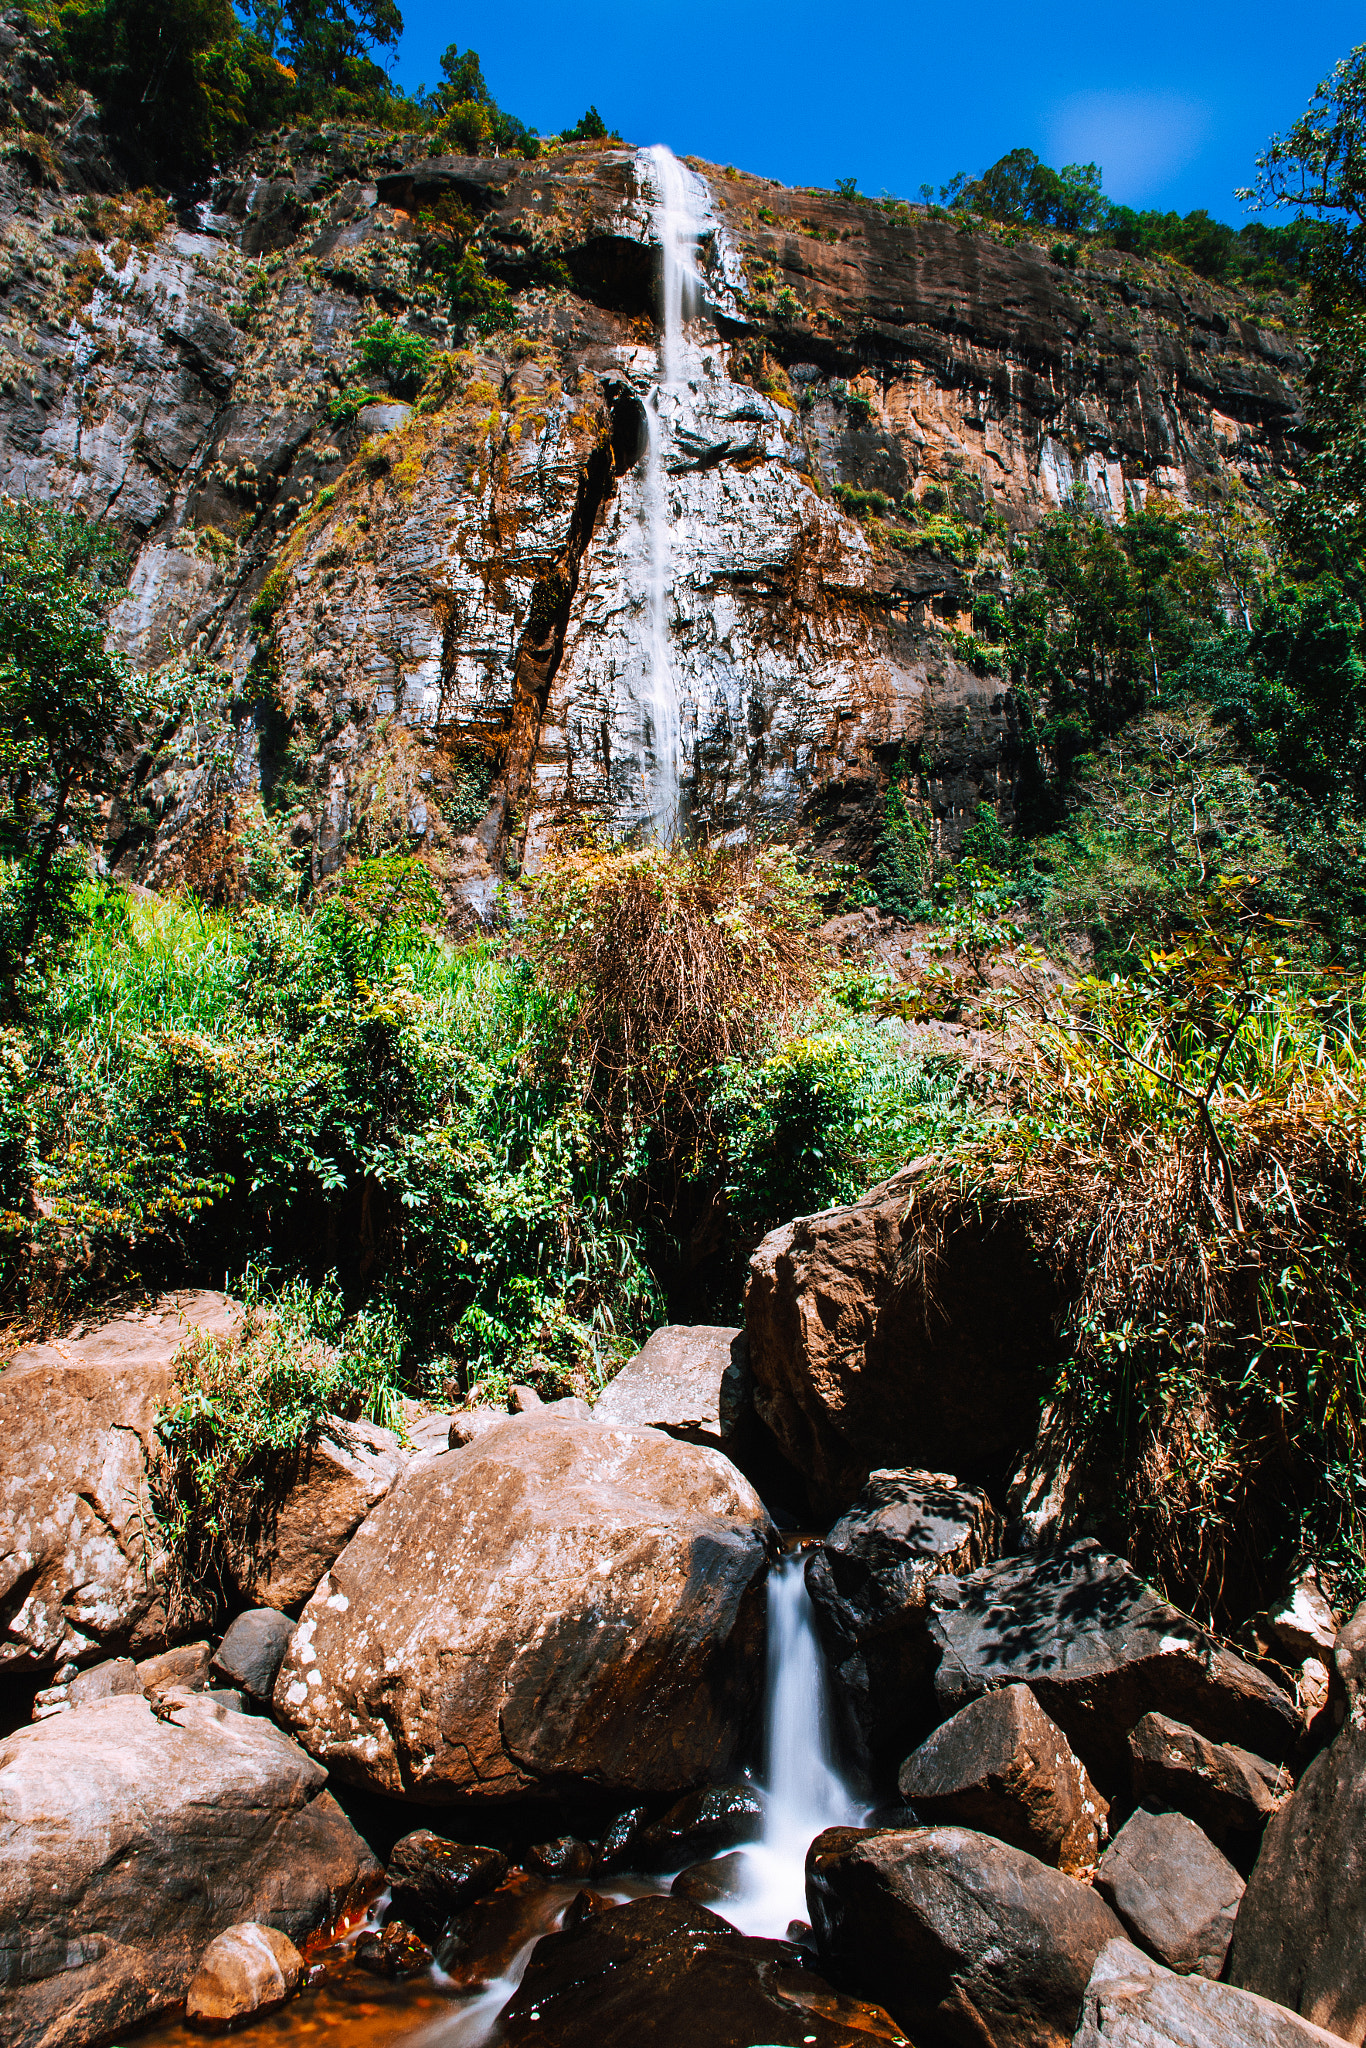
[0,1693,378,2048]
[273,1410,772,1801]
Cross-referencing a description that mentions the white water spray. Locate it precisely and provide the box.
[636,143,705,840]
[727,1547,863,1939]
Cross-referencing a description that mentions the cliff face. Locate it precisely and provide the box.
[0,23,1304,916]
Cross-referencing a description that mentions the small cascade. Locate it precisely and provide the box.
[728,1546,863,1939]
[636,143,707,841]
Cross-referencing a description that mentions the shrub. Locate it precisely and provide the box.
[353,318,433,400]
[249,563,290,627]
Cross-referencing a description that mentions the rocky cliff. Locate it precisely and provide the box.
[0,11,1304,919]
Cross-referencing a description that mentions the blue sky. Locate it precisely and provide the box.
[388,2,1360,222]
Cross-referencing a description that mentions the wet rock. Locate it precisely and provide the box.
[671,1850,750,1905]
[0,1290,238,1675]
[596,1803,650,1870]
[1128,1711,1290,1854]
[631,1784,765,1870]
[498,1893,907,2046]
[439,1870,563,1989]
[927,1541,1300,1789]
[1096,1810,1244,1979]
[1227,1714,1366,2041]
[386,1833,508,1939]
[274,1413,771,1802]
[560,1888,608,1934]
[1077,1937,1353,2048]
[525,1837,595,1880]
[897,1683,1108,1874]
[593,1325,749,1449]
[185,1922,304,2028]
[354,1919,433,1977]
[0,1693,379,2048]
[246,1417,406,1610]
[211,1609,295,1705]
[806,1823,1122,2048]
[745,1166,1062,1515]
[805,1468,1000,1779]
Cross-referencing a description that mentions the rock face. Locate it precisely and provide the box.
[0,1692,378,2048]
[273,1411,772,1801]
[1128,1711,1289,1855]
[927,1541,1299,1789]
[1077,1938,1354,2048]
[0,1291,237,1675]
[1096,1810,1244,1979]
[593,1325,748,1450]
[1228,1716,1366,2042]
[746,1167,1060,1514]
[247,1418,407,1609]
[184,1922,305,2028]
[898,1684,1108,1875]
[806,1823,1123,2048]
[805,1466,1000,1778]
[497,1894,907,2047]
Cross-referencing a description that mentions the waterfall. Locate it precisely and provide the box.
[636,143,704,842]
[727,1547,863,1939]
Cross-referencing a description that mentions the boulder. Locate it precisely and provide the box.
[447,1407,508,1449]
[744,1164,1061,1514]
[927,1541,1299,1789]
[1333,1598,1366,1721]
[525,1837,595,1879]
[274,1412,773,1801]
[0,1290,237,1674]
[246,1417,406,1610]
[32,1655,142,1719]
[806,1468,1000,1779]
[386,1832,508,1939]
[1077,1937,1355,2048]
[1228,1715,1366,2041]
[439,1870,566,1990]
[1128,1712,1289,1855]
[897,1683,1108,1875]
[593,1325,749,1450]
[630,1784,765,1870]
[596,1804,650,1870]
[497,1893,907,2046]
[211,1609,295,1705]
[354,1921,433,1976]
[671,1850,750,1906]
[139,1641,212,1696]
[184,1922,304,2028]
[1096,1810,1243,1979]
[805,1823,1123,2047]
[0,1693,379,2048]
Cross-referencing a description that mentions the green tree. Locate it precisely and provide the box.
[1219,579,1366,801]
[245,0,402,112]
[0,502,130,1001]
[1240,42,1366,289]
[966,147,1107,235]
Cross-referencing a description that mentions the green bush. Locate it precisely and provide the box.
[353,318,433,400]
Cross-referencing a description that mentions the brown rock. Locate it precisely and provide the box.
[1128,1712,1290,1853]
[744,1165,1061,1514]
[497,1893,907,2046]
[1334,1598,1366,1718]
[1228,1715,1366,2041]
[805,1468,1000,1779]
[630,1783,765,1870]
[447,1407,508,1448]
[806,1822,1123,2047]
[0,1291,237,1675]
[185,1922,304,2028]
[593,1325,749,1449]
[387,1833,508,1939]
[525,1837,595,1880]
[274,1412,772,1801]
[927,1541,1300,1789]
[247,1418,406,1610]
[139,1641,212,1695]
[440,1870,565,1991]
[354,1920,432,1977]
[1077,1937,1355,2048]
[1096,1810,1244,1979]
[898,1683,1108,1874]
[0,1693,379,2048]
[32,1655,143,1718]
[670,1850,750,1906]
[211,1609,295,1704]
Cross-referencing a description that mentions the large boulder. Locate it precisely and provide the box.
[1096,1810,1243,1979]
[274,1411,773,1802]
[898,1683,1108,1875]
[496,1894,906,2046]
[1227,1715,1366,2041]
[744,1165,1061,1514]
[1128,1711,1289,1858]
[245,1418,406,1609]
[0,1291,237,1675]
[806,1823,1123,2047]
[184,1923,305,2028]
[0,1693,378,2048]
[1077,1938,1355,2048]
[593,1325,749,1451]
[927,1541,1299,1790]
[805,1468,999,1780]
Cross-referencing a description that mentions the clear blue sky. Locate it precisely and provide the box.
[387,2,1360,222]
